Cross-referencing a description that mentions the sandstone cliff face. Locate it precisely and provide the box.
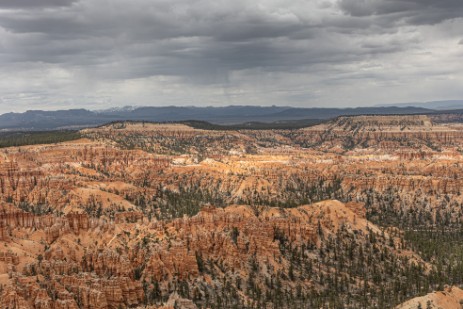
[396,286,463,309]
[3,120,463,227]
[0,200,421,309]
[1,275,144,309]
[297,115,463,150]
[2,118,463,308]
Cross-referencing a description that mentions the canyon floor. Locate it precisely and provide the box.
[2,115,463,308]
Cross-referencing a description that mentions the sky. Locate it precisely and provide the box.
[0,0,462,112]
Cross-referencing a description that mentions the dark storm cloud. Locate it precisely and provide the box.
[0,1,397,78]
[0,0,77,9]
[338,0,463,24]
[0,1,318,78]
[0,0,462,111]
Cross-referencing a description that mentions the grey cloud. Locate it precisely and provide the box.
[0,0,397,76]
[0,1,319,79]
[0,0,462,112]
[338,0,463,24]
[0,0,77,9]
[338,0,415,17]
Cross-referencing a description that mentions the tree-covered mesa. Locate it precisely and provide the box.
[0,130,81,148]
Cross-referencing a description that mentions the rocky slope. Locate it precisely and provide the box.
[396,286,463,309]
[298,115,463,150]
[1,116,463,307]
[0,200,427,308]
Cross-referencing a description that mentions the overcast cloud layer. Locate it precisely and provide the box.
[0,0,462,112]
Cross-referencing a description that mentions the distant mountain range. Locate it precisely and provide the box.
[377,100,463,110]
[0,104,461,131]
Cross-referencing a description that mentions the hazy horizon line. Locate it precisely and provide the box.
[2,99,463,114]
